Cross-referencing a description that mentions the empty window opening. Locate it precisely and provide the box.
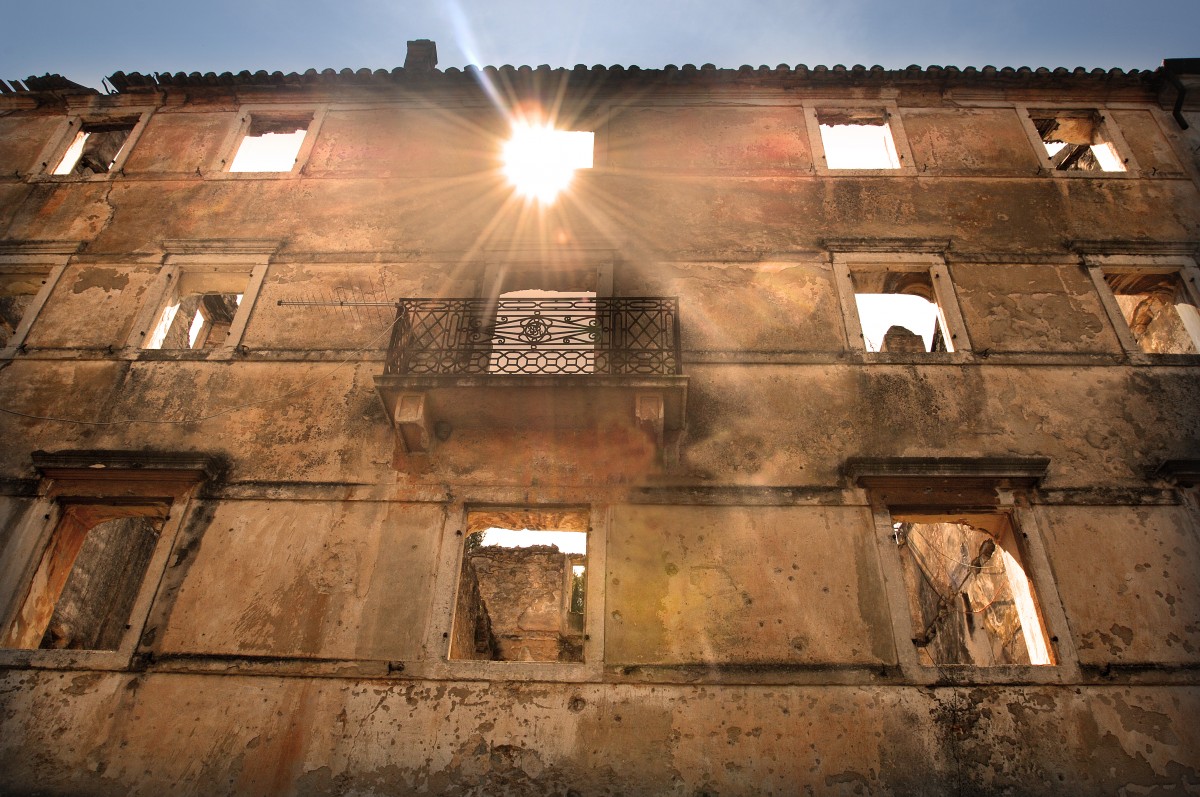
[450,509,588,663]
[818,110,900,169]
[502,124,594,203]
[1031,112,1125,172]
[2,505,165,650]
[145,271,249,351]
[148,292,242,350]
[52,120,137,176]
[893,512,1053,667]
[488,289,598,374]
[0,273,44,348]
[852,271,950,352]
[229,115,313,173]
[1105,272,1200,354]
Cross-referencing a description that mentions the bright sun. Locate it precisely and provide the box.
[502,124,594,204]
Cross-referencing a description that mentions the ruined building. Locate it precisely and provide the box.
[1,43,1199,794]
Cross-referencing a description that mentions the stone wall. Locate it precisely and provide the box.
[1,59,1198,794]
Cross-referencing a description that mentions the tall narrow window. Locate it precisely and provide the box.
[2,504,166,650]
[450,509,589,663]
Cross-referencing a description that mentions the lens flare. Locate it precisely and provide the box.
[502,123,594,204]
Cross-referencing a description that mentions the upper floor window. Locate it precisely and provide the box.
[34,112,150,179]
[1084,256,1200,356]
[450,508,589,663]
[145,271,250,350]
[1103,271,1200,354]
[216,107,325,176]
[817,109,901,169]
[229,114,314,172]
[830,250,968,355]
[52,120,138,176]
[851,270,952,353]
[1029,110,1126,172]
[130,243,274,357]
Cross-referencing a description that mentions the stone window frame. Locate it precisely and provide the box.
[1083,253,1200,360]
[424,501,608,682]
[27,107,154,182]
[846,457,1079,686]
[0,451,215,672]
[126,240,276,360]
[804,100,918,176]
[1015,104,1140,179]
[828,246,971,359]
[210,103,328,178]
[0,241,78,359]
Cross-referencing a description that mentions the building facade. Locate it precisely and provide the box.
[1,46,1199,794]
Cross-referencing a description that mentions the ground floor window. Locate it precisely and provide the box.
[450,508,589,663]
[893,511,1054,666]
[2,503,166,650]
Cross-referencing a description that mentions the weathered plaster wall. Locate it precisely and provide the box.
[0,113,61,175]
[624,261,844,352]
[23,264,157,349]
[305,108,506,177]
[0,360,390,481]
[951,262,1120,353]
[902,108,1039,174]
[607,106,814,171]
[120,108,232,176]
[1,672,1197,796]
[1109,109,1187,177]
[607,505,894,666]
[150,500,444,660]
[2,362,1196,488]
[1039,504,1200,666]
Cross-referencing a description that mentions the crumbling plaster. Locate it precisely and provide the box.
[1039,504,1200,666]
[1,672,1197,796]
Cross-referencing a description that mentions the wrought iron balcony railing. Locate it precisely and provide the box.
[383,297,681,376]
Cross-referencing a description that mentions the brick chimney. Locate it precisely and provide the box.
[405,40,438,72]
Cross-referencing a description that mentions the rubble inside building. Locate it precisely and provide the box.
[0,44,1199,795]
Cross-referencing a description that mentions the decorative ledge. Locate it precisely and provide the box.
[823,238,952,254]
[843,457,1051,507]
[1153,459,1200,488]
[31,450,223,499]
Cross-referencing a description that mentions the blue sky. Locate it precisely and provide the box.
[2,0,1196,91]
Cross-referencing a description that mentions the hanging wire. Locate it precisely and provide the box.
[906,527,1006,574]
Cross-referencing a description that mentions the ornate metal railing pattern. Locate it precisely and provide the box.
[384,297,681,376]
